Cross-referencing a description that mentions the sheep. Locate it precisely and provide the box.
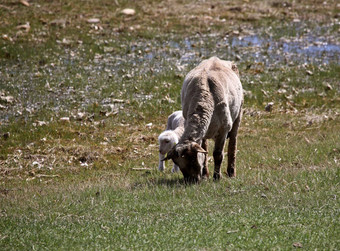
[164,57,243,182]
[158,110,185,172]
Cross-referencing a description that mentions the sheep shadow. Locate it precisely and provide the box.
[130,169,213,189]
[131,175,197,189]
[154,177,188,187]
[150,174,213,187]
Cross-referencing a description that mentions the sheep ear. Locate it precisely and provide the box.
[177,146,187,158]
[192,143,208,154]
[197,148,208,154]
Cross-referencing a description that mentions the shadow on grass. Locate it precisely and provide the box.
[130,174,190,189]
[153,177,188,187]
[130,173,216,190]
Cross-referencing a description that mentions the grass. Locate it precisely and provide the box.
[1,167,339,249]
[1,0,340,250]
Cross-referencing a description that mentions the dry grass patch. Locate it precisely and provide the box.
[1,0,338,44]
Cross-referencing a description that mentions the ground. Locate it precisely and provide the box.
[0,0,339,250]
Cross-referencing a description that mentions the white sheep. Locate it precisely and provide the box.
[164,57,243,182]
[158,110,184,172]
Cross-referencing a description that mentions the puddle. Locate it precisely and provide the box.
[229,34,340,58]
[1,22,339,124]
[130,27,339,71]
[231,35,264,47]
[180,33,340,65]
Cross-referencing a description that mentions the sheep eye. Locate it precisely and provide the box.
[164,140,170,143]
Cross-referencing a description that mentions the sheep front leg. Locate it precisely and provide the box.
[172,163,179,173]
[227,136,236,177]
[201,139,209,179]
[158,153,166,171]
[213,136,226,180]
[227,112,242,177]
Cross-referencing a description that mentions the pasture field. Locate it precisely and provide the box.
[1,0,339,250]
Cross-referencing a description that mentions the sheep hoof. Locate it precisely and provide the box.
[172,166,180,173]
[227,168,236,177]
[213,172,222,180]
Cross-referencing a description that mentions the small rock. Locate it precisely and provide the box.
[2,34,13,41]
[50,19,67,28]
[81,162,89,167]
[34,72,42,77]
[37,121,47,126]
[44,82,53,91]
[146,123,153,128]
[61,38,72,45]
[111,98,126,103]
[293,242,303,248]
[3,132,10,140]
[261,89,269,97]
[265,102,274,112]
[121,8,136,16]
[104,46,115,53]
[0,95,14,104]
[32,161,42,169]
[124,74,132,79]
[277,88,287,94]
[325,83,333,91]
[60,117,70,122]
[306,70,313,76]
[76,112,86,121]
[16,22,30,32]
[235,55,242,61]
[318,92,326,97]
[19,0,30,7]
[87,18,100,24]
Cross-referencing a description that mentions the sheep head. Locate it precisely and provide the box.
[164,141,208,183]
[158,131,178,155]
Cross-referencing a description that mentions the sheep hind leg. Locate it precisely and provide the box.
[227,112,242,177]
[201,139,209,179]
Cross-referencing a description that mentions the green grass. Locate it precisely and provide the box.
[1,167,339,250]
[1,0,340,250]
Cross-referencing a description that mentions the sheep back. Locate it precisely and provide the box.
[166,110,184,130]
[181,57,243,141]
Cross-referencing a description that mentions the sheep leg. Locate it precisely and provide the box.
[201,139,209,179]
[227,112,242,177]
[172,163,180,173]
[158,153,165,171]
[213,136,226,180]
